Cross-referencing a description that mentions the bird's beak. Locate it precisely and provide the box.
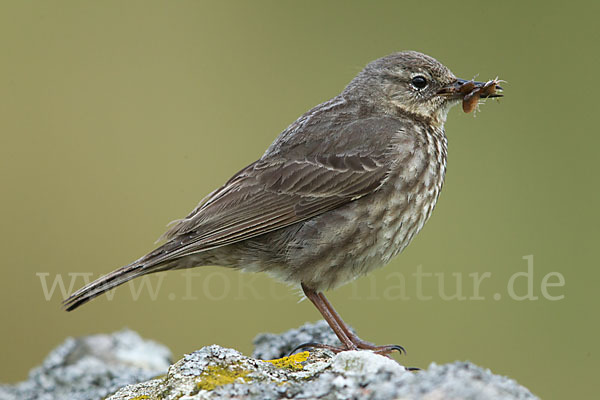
[437,78,503,99]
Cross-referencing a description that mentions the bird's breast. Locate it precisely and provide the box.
[377,126,448,264]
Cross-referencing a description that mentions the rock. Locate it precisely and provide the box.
[108,346,537,400]
[1,322,538,400]
[252,319,343,359]
[0,329,171,400]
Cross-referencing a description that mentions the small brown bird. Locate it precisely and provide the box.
[64,51,502,355]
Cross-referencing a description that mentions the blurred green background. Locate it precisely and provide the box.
[0,1,597,398]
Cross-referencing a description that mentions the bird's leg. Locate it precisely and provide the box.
[300,283,357,352]
[317,292,405,356]
[292,283,404,356]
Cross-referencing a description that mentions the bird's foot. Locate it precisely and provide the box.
[287,341,350,356]
[346,335,405,356]
[288,340,404,357]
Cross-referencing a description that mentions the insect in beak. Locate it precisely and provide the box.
[438,78,503,113]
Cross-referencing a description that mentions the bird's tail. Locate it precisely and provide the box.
[62,247,175,311]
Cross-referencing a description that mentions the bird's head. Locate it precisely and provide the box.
[347,51,502,127]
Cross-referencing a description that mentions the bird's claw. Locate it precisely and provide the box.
[287,341,405,357]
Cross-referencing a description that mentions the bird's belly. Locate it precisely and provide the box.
[273,170,443,291]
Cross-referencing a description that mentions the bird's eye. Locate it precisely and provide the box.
[411,76,428,89]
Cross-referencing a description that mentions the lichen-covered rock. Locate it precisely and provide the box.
[107,346,402,400]
[0,330,171,400]
[107,343,537,400]
[253,319,344,360]
[0,322,538,400]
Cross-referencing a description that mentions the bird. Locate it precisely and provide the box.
[63,51,502,355]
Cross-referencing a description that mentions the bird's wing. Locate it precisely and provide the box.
[152,154,387,261]
[62,115,411,311]
[149,117,408,265]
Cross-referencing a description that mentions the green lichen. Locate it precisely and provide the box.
[195,364,251,391]
[129,396,150,400]
[264,351,309,370]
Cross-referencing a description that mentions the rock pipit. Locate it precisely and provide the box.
[64,51,502,355]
